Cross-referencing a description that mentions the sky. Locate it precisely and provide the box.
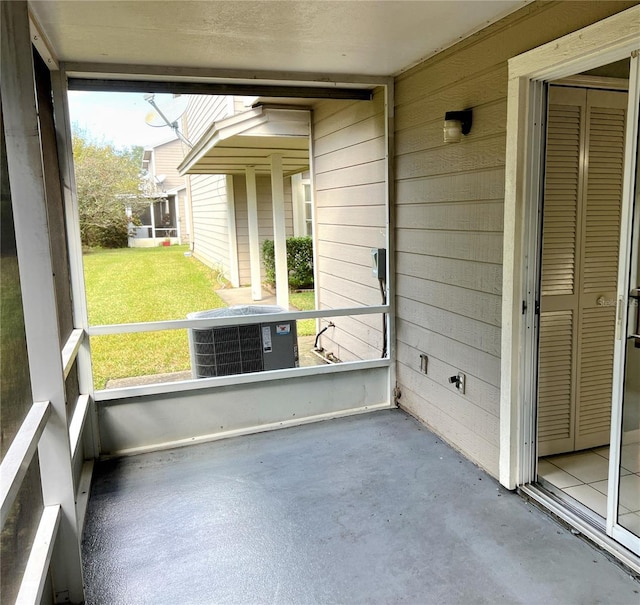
[67,91,179,150]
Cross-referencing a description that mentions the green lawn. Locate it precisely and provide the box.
[289,290,316,337]
[84,246,318,388]
[84,245,225,389]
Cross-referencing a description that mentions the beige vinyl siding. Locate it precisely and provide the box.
[177,189,189,242]
[183,95,231,142]
[233,175,294,286]
[190,173,231,274]
[312,88,387,362]
[183,95,235,275]
[393,0,636,476]
[151,139,187,192]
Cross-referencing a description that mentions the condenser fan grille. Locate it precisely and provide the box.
[192,324,263,377]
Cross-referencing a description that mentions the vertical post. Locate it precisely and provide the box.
[270,154,289,309]
[185,185,194,248]
[226,175,240,288]
[245,166,262,301]
[1,2,84,602]
[150,200,157,241]
[384,82,396,403]
[291,173,304,237]
[174,194,181,243]
[51,65,99,458]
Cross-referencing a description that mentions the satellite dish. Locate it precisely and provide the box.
[144,94,189,128]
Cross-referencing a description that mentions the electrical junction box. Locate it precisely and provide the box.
[188,306,298,378]
[371,248,386,281]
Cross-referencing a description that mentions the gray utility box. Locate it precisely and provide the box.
[187,305,298,379]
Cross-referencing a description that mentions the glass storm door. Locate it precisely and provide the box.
[608,52,640,555]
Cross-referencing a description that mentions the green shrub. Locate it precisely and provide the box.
[261,236,314,290]
[81,214,131,248]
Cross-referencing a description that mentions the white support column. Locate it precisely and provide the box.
[185,178,194,250]
[1,2,84,603]
[226,175,240,288]
[291,172,305,237]
[245,166,263,301]
[150,200,157,241]
[174,194,181,244]
[270,154,289,309]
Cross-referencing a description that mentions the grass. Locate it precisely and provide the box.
[84,245,225,389]
[289,290,316,337]
[84,246,319,388]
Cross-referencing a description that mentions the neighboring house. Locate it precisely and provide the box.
[133,96,306,302]
[131,137,191,246]
[180,95,299,302]
[3,2,640,602]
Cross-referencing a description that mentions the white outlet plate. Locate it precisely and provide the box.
[456,372,465,395]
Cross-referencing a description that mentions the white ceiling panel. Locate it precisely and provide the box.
[30,1,530,77]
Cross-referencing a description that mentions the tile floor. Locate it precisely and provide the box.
[538,441,640,536]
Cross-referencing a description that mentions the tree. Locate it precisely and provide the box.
[73,128,146,248]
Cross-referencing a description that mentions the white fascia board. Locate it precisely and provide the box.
[177,106,265,174]
[179,106,310,175]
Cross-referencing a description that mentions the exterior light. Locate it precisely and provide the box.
[443,109,472,143]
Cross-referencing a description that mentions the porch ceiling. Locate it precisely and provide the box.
[29,1,530,78]
[178,105,310,176]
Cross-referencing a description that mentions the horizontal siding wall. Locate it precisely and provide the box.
[190,173,230,274]
[184,95,235,275]
[153,139,187,192]
[183,95,232,142]
[312,88,386,362]
[177,189,189,242]
[233,175,293,286]
[393,0,637,477]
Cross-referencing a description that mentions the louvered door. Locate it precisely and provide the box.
[574,89,627,450]
[538,86,627,457]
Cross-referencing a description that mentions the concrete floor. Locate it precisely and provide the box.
[82,410,639,605]
[215,286,277,307]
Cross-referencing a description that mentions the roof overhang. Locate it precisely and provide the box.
[178,105,310,177]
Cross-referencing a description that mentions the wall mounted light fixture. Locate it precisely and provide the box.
[443,109,472,143]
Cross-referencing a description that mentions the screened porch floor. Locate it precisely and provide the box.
[81,410,638,604]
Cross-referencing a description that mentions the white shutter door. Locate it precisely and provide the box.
[538,311,576,455]
[538,87,584,456]
[575,90,627,450]
[538,86,627,456]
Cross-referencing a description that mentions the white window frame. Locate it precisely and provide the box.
[291,171,312,237]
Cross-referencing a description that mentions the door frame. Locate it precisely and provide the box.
[500,5,640,491]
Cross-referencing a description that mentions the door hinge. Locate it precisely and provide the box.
[522,300,527,314]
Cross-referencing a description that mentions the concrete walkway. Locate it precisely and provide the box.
[82,410,639,604]
[215,285,277,307]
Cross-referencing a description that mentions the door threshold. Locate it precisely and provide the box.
[519,483,640,576]
[535,476,606,532]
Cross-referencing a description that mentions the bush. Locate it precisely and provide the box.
[81,215,131,249]
[261,236,314,290]
[73,129,145,249]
